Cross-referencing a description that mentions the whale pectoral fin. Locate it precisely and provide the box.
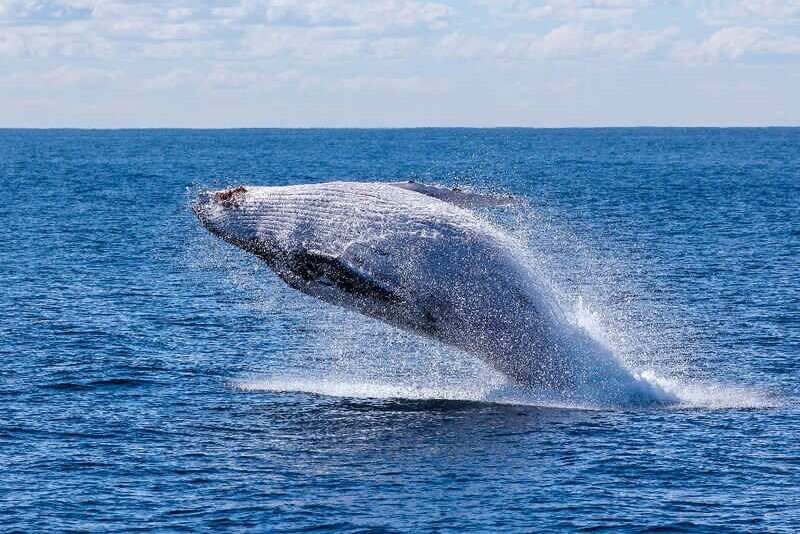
[285,248,441,335]
[388,181,520,208]
[288,249,403,307]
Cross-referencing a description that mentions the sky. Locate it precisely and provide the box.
[2,0,800,127]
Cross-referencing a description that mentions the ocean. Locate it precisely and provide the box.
[2,128,798,531]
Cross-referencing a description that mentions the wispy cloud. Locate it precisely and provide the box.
[436,25,677,61]
[699,0,800,26]
[676,25,800,63]
[476,0,655,25]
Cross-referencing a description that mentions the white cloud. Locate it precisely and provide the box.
[333,74,444,94]
[477,0,654,25]
[42,63,122,86]
[435,31,497,59]
[364,36,423,58]
[139,40,225,60]
[0,63,123,92]
[0,22,117,59]
[212,0,451,31]
[0,31,25,56]
[532,24,677,59]
[141,68,197,92]
[166,7,194,21]
[592,26,678,59]
[677,26,800,62]
[437,24,677,60]
[700,0,800,26]
[136,67,444,98]
[534,24,588,57]
[0,0,449,63]
[138,65,270,93]
[242,26,364,60]
[0,0,94,21]
[238,18,424,62]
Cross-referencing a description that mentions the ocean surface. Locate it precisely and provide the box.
[2,128,798,532]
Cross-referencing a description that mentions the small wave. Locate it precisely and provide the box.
[40,378,156,392]
[89,378,153,388]
[41,382,92,392]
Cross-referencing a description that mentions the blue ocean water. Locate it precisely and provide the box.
[1,128,799,531]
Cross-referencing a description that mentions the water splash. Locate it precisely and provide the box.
[231,373,776,411]
[640,371,778,410]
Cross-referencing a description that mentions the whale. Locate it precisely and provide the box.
[193,181,671,403]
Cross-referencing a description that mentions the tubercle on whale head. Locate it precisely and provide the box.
[192,186,248,214]
[192,185,258,247]
[214,185,248,207]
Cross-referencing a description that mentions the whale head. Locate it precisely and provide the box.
[192,184,420,319]
[192,183,386,261]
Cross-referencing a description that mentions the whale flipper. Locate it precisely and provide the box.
[275,248,442,336]
[285,249,401,306]
[388,182,518,208]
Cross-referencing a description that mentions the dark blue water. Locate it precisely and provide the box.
[2,128,799,531]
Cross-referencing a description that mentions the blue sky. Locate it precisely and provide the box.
[2,0,799,127]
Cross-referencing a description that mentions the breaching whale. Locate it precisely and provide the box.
[193,181,671,403]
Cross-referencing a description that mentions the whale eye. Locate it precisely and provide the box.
[215,186,247,207]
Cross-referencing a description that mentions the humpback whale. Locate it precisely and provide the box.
[193,181,670,403]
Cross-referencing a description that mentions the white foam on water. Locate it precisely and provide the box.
[232,370,778,411]
[639,371,779,410]
[231,375,610,411]
[234,376,488,403]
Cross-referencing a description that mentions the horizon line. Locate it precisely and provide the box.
[1,124,799,130]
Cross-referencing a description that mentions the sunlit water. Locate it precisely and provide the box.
[2,128,798,531]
